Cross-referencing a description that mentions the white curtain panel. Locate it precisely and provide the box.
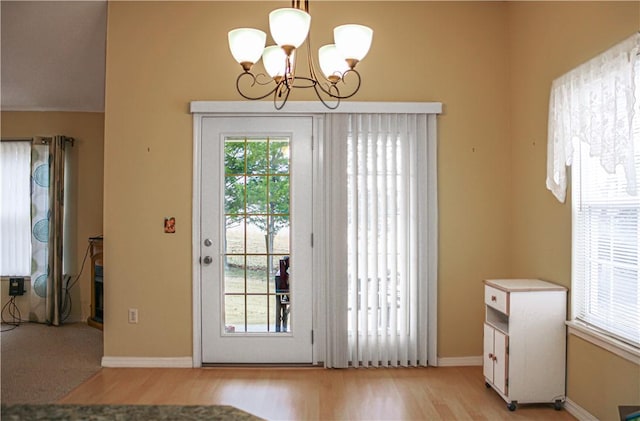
[31,144,50,322]
[343,113,434,367]
[547,32,640,203]
[0,141,32,276]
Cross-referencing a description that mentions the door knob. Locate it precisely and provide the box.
[202,256,213,265]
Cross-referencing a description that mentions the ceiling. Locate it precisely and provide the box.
[1,1,107,112]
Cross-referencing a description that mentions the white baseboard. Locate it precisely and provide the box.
[564,398,598,421]
[101,356,193,368]
[437,356,483,366]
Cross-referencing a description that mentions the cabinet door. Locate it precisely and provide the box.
[483,323,495,382]
[493,329,508,395]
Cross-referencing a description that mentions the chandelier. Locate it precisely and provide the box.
[227,0,373,109]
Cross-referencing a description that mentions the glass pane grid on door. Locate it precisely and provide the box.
[223,136,291,333]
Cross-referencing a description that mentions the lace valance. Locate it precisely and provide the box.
[546,33,640,203]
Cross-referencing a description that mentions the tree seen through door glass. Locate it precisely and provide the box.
[223,136,291,333]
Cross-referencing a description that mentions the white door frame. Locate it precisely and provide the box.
[191,101,442,367]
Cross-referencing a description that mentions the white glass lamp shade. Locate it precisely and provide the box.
[269,8,311,49]
[263,45,294,79]
[228,28,267,68]
[334,24,373,62]
[318,44,350,81]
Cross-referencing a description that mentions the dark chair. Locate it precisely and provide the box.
[275,257,290,332]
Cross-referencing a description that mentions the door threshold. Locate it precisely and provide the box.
[202,363,322,368]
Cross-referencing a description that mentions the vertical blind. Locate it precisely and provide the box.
[571,42,640,347]
[0,141,32,276]
[346,114,433,366]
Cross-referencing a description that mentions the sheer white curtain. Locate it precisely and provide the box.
[323,113,437,367]
[547,32,640,203]
[0,141,32,276]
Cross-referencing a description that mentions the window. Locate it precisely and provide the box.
[572,117,640,347]
[0,141,31,276]
[560,34,640,349]
[222,136,291,333]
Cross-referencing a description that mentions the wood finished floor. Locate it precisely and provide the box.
[59,365,576,420]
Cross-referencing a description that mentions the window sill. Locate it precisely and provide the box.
[1,276,31,281]
[566,320,640,365]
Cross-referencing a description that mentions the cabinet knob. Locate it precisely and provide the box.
[491,295,497,302]
[488,353,493,359]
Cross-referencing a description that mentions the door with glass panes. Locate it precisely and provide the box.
[201,116,313,363]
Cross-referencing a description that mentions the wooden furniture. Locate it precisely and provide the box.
[87,236,103,330]
[483,278,567,411]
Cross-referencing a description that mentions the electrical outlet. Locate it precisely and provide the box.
[9,278,25,296]
[128,308,138,324]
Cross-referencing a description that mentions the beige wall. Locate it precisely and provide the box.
[568,335,640,420]
[103,1,638,417]
[507,2,640,420]
[103,1,512,358]
[1,111,105,323]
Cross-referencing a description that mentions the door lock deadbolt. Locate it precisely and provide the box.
[203,238,212,247]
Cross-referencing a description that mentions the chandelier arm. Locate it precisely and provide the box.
[304,31,362,100]
[290,75,318,89]
[313,69,362,100]
[304,30,331,88]
[312,83,340,109]
[236,72,280,101]
[274,81,292,110]
[337,68,362,99]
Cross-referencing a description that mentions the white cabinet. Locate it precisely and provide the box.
[483,279,567,411]
[483,323,507,394]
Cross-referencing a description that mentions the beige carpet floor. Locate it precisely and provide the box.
[1,322,103,404]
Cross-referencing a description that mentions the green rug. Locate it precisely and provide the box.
[0,404,263,420]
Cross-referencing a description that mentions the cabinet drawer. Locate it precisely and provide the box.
[485,285,508,314]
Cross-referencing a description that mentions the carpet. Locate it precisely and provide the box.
[1,322,103,404]
[0,404,264,420]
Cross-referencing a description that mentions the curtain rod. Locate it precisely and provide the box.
[1,137,33,142]
[1,136,75,146]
